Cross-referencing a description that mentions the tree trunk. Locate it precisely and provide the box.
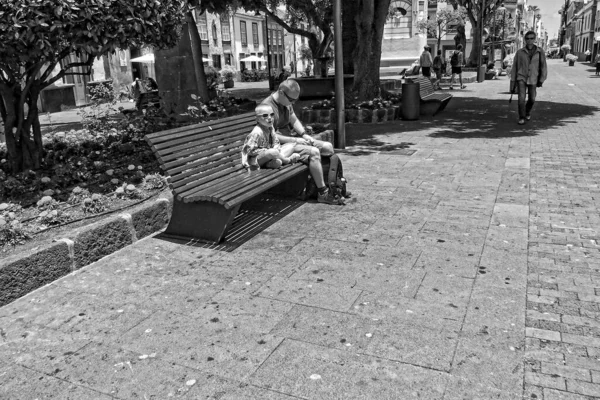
[468,23,482,67]
[352,0,391,101]
[186,10,210,102]
[1,87,43,173]
[342,1,358,75]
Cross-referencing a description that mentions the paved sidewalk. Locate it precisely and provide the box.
[2,59,600,399]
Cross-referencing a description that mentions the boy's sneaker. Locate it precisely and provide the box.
[317,188,345,205]
[525,114,531,121]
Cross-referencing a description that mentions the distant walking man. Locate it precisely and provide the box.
[420,46,433,79]
[510,31,547,125]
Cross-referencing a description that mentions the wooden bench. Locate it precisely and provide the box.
[414,77,453,116]
[144,112,309,243]
[137,90,160,110]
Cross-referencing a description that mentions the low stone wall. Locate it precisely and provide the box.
[0,194,173,307]
[302,106,400,125]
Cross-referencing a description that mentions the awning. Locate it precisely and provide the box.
[130,54,155,63]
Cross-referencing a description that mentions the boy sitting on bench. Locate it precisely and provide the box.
[241,104,300,170]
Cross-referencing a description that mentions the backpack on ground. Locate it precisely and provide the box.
[299,154,349,200]
[450,51,459,67]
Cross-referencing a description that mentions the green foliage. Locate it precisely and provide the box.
[0,0,185,70]
[0,217,31,248]
[143,173,168,190]
[220,65,237,81]
[82,193,108,214]
[67,186,91,205]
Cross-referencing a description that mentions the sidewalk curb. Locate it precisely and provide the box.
[0,195,173,307]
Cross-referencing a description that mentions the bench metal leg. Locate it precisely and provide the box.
[162,199,241,243]
[433,99,451,116]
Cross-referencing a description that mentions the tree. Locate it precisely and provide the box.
[241,0,391,100]
[449,0,507,66]
[343,0,392,100]
[239,0,334,73]
[187,1,242,104]
[0,0,185,173]
[418,7,467,52]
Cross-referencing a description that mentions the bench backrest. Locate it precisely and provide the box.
[415,77,435,98]
[144,112,256,197]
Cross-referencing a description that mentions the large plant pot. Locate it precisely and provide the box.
[223,79,234,89]
[568,60,575,66]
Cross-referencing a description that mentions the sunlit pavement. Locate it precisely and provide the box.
[3,59,600,399]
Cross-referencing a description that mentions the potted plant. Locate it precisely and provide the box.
[204,66,221,99]
[566,53,577,66]
[220,65,237,89]
[560,44,571,61]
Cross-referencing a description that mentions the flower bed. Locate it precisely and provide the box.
[301,96,401,124]
[0,94,256,252]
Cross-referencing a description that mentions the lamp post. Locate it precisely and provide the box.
[264,13,273,90]
[477,0,486,82]
[515,10,522,48]
[495,3,506,63]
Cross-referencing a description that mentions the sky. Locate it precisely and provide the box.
[528,0,564,39]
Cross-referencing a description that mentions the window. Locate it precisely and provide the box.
[212,54,221,69]
[240,21,247,46]
[224,53,232,65]
[198,12,208,41]
[221,16,231,42]
[277,30,282,46]
[212,22,218,45]
[252,22,259,46]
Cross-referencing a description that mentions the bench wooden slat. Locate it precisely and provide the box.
[156,127,252,164]
[171,158,239,190]
[146,112,255,142]
[149,121,255,156]
[174,163,244,198]
[168,152,240,185]
[218,165,306,205]
[165,140,243,176]
[187,168,274,203]
[161,135,244,171]
[191,164,305,206]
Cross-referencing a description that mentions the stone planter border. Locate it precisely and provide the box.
[301,106,400,125]
[0,194,173,307]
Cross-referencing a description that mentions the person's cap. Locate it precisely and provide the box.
[279,79,300,100]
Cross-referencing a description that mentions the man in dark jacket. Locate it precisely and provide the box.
[510,31,548,125]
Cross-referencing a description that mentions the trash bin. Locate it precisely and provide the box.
[477,65,486,82]
[401,81,420,120]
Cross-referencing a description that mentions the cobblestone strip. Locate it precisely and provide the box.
[524,64,600,400]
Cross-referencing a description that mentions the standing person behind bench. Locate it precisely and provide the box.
[449,45,466,90]
[260,79,344,205]
[432,50,444,90]
[510,31,547,126]
[420,46,433,79]
[241,104,300,170]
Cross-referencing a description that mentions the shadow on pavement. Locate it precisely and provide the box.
[429,97,600,139]
[336,97,600,149]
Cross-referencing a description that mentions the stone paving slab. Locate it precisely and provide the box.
[4,60,600,399]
